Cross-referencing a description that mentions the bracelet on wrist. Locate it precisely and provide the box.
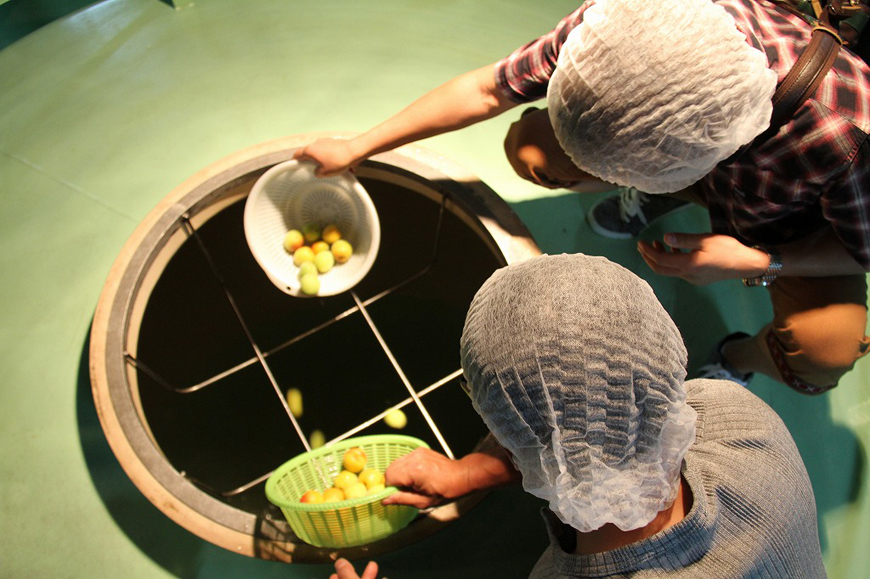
[742,246,782,287]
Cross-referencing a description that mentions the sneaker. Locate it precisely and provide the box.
[586,187,691,239]
[696,332,754,387]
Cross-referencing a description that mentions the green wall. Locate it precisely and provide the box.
[0,0,101,49]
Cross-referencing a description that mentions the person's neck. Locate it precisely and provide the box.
[573,474,693,555]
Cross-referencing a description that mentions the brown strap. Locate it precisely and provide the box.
[722,21,841,163]
[768,24,842,130]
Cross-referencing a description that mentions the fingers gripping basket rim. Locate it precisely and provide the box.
[243,159,381,297]
[265,434,429,548]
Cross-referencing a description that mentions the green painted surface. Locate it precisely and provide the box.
[0,0,867,577]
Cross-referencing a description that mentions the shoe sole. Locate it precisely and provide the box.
[585,200,692,240]
[586,210,636,239]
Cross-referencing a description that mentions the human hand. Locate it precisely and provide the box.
[293,138,361,177]
[329,558,379,579]
[637,232,769,285]
[382,448,469,509]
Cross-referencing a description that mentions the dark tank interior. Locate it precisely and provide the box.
[132,170,504,521]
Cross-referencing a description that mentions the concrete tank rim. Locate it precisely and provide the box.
[88,134,541,563]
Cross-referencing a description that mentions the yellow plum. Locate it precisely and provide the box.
[311,240,330,254]
[366,483,386,495]
[299,489,323,503]
[283,229,304,253]
[309,430,325,449]
[322,487,345,503]
[343,447,367,473]
[286,388,303,418]
[384,409,407,430]
[358,468,385,489]
[293,246,315,266]
[333,470,358,490]
[344,482,368,500]
[331,239,353,264]
[322,224,342,245]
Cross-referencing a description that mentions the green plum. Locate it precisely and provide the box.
[298,261,317,279]
[300,272,320,295]
[302,223,321,243]
[314,250,335,274]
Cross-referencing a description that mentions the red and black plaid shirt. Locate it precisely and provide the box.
[495,0,870,269]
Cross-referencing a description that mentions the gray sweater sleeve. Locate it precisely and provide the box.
[680,378,826,578]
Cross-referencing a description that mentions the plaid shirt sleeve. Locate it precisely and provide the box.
[494,4,594,103]
[701,0,870,270]
[821,137,870,270]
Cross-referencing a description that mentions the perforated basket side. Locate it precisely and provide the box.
[244,160,381,297]
[283,497,418,548]
[265,435,429,548]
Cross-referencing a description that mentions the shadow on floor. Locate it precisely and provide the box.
[75,326,310,578]
[507,190,737,372]
[764,390,866,554]
[1,0,100,50]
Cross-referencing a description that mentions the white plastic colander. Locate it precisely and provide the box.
[243,160,381,297]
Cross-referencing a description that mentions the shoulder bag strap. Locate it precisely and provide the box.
[722,3,843,163]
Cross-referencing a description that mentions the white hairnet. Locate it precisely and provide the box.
[460,254,697,532]
[547,0,777,193]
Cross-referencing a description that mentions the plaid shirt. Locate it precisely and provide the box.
[496,0,870,269]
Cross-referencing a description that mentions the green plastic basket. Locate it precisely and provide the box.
[265,434,429,548]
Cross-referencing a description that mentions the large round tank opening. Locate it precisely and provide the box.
[90,136,540,563]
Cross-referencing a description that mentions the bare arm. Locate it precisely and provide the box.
[775,226,866,276]
[294,63,520,175]
[637,226,866,285]
[382,433,520,509]
[459,432,522,492]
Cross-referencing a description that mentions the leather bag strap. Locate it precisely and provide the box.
[722,19,841,163]
[767,23,842,133]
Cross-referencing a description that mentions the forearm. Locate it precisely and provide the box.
[645,228,867,286]
[457,433,522,493]
[767,227,866,277]
[347,64,518,162]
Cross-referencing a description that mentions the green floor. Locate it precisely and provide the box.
[1,0,868,577]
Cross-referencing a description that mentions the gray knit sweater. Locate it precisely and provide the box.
[528,379,826,578]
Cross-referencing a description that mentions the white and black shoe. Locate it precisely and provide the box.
[696,332,754,388]
[587,187,691,239]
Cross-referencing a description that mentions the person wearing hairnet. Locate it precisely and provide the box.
[375,253,822,578]
[325,254,825,578]
[294,0,870,396]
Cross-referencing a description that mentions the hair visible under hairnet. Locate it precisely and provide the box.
[547,0,777,193]
[460,254,696,532]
